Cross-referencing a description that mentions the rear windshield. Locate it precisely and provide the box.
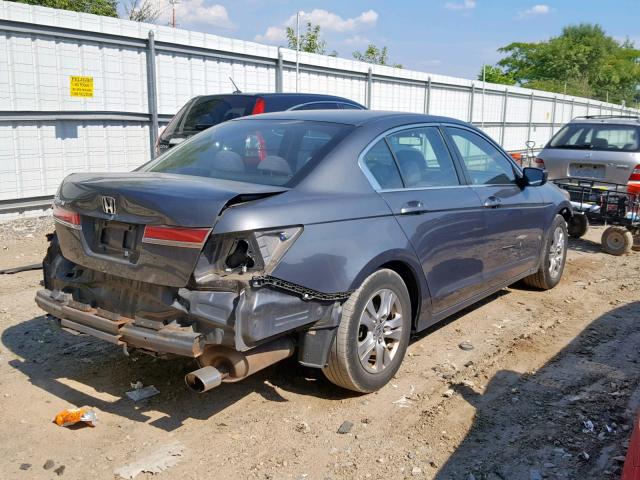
[142,119,354,187]
[160,95,256,139]
[548,123,640,152]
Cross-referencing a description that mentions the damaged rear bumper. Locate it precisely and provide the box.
[35,289,204,357]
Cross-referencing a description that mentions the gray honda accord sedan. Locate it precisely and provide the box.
[37,110,572,393]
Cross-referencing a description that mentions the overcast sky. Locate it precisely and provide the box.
[152,0,640,80]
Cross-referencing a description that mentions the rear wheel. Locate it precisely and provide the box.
[323,269,411,393]
[601,226,633,256]
[523,214,567,290]
[568,213,588,238]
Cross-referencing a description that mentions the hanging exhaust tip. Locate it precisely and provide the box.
[185,366,224,393]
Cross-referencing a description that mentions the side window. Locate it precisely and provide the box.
[386,127,460,187]
[447,127,516,185]
[362,140,403,190]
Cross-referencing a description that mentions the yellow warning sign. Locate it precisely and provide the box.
[70,76,94,98]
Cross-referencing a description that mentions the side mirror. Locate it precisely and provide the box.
[522,167,547,187]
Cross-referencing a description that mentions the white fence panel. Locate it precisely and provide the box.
[0,1,638,207]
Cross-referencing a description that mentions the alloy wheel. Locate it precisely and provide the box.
[357,288,403,373]
[548,225,566,278]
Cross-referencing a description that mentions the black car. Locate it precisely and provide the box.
[156,93,366,155]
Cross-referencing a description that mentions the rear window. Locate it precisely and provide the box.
[548,123,640,152]
[160,95,256,139]
[142,119,354,187]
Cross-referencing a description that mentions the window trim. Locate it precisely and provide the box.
[288,101,364,111]
[441,123,523,187]
[358,122,469,192]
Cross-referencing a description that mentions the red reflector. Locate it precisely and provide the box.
[53,205,81,229]
[143,226,210,247]
[251,97,265,115]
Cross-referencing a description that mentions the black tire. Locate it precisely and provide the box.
[568,213,588,238]
[323,269,411,393]
[523,214,568,290]
[601,226,633,256]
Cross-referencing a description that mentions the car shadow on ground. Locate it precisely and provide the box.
[568,236,603,254]
[434,301,640,479]
[2,314,360,432]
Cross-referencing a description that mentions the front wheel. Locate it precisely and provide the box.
[523,214,568,290]
[323,269,411,393]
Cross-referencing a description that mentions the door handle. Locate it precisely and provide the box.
[400,200,425,215]
[483,196,502,208]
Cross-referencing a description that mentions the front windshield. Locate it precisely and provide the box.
[141,119,354,187]
[548,123,640,152]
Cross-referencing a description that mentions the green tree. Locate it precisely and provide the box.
[479,24,640,105]
[479,65,516,85]
[286,22,328,55]
[353,44,402,68]
[9,0,118,16]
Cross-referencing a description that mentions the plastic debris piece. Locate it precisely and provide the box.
[459,341,474,351]
[53,407,97,427]
[125,385,159,402]
[583,420,595,433]
[114,441,184,479]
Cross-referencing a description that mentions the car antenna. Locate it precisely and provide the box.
[229,77,242,94]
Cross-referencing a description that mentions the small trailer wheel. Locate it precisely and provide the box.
[567,213,589,238]
[601,226,633,256]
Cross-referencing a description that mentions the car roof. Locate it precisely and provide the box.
[569,116,640,126]
[235,109,469,127]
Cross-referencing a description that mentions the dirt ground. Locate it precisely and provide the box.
[0,215,639,480]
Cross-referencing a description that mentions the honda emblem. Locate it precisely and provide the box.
[102,196,116,215]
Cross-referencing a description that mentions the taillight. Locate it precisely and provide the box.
[629,165,640,195]
[251,97,265,115]
[533,157,546,169]
[53,205,81,230]
[142,225,211,248]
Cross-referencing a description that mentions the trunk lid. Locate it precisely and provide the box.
[55,172,286,287]
[540,148,639,186]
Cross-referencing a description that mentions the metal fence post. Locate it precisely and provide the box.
[550,96,557,136]
[424,78,431,114]
[366,68,373,109]
[586,101,589,116]
[275,48,283,93]
[526,91,534,141]
[146,30,159,159]
[570,98,575,119]
[500,88,509,146]
[468,84,475,123]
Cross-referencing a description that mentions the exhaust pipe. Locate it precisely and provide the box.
[185,337,295,393]
[185,366,225,393]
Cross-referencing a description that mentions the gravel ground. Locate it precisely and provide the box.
[0,215,638,479]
